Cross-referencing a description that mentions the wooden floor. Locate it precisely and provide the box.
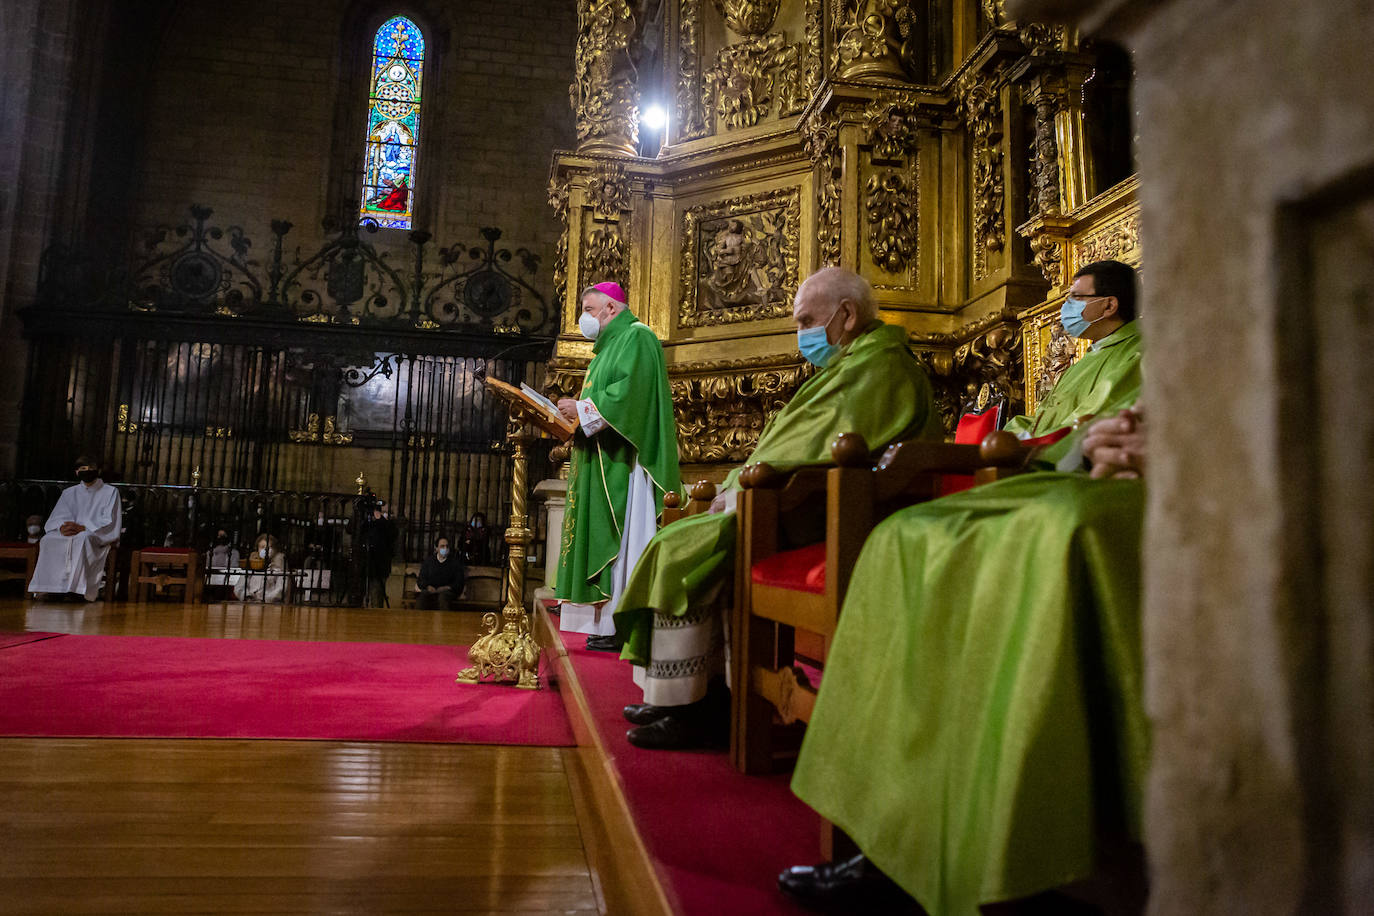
[0,598,602,915]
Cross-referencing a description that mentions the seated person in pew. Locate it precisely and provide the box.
[611,266,943,750]
[234,533,287,602]
[25,515,43,544]
[1004,258,1142,465]
[416,534,465,611]
[780,409,1150,916]
[28,455,122,601]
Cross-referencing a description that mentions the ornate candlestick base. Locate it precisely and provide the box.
[455,605,540,689]
[457,408,542,689]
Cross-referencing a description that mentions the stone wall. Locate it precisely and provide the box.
[132,0,576,260]
[1013,1,1374,913]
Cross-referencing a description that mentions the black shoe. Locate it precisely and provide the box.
[623,703,669,726]
[778,854,920,913]
[625,713,725,751]
[585,634,619,652]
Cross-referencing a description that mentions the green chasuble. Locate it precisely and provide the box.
[1003,320,1142,466]
[613,321,943,664]
[791,473,1149,916]
[556,310,681,605]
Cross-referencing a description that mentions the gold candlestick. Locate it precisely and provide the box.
[457,411,540,689]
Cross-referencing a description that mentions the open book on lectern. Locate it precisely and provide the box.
[483,377,577,442]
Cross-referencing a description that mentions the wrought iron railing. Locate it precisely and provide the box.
[0,479,510,605]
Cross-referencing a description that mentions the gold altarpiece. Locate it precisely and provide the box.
[551,0,1141,478]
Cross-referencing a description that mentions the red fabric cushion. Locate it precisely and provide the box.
[0,541,36,550]
[939,408,1003,496]
[138,547,197,557]
[750,542,826,595]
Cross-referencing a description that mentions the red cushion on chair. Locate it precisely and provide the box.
[138,547,197,557]
[0,541,36,550]
[750,542,827,595]
[939,408,1003,496]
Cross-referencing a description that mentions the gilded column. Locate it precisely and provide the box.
[574,0,641,155]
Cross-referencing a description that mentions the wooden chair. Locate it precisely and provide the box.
[0,541,38,590]
[130,547,202,603]
[659,479,718,526]
[729,430,1030,775]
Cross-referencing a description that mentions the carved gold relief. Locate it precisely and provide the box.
[574,0,639,154]
[1028,230,1065,287]
[582,221,628,292]
[587,162,631,221]
[865,171,918,274]
[1018,22,1067,53]
[703,32,805,132]
[548,179,571,309]
[1028,94,1063,217]
[670,354,814,463]
[677,0,708,141]
[833,1,923,80]
[1075,212,1141,267]
[679,187,800,327]
[982,0,1007,25]
[918,323,1024,433]
[710,0,780,35]
[1022,312,1090,413]
[962,74,1005,282]
[803,115,842,266]
[803,0,823,95]
[863,98,919,163]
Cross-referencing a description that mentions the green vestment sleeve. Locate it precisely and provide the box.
[613,321,943,664]
[556,310,681,604]
[1003,320,1143,465]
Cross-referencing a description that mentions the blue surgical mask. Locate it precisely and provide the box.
[1060,296,1103,338]
[797,304,843,368]
[438,547,450,559]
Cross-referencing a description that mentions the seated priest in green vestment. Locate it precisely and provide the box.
[781,393,1150,916]
[612,266,943,750]
[554,281,682,650]
[1003,259,1143,467]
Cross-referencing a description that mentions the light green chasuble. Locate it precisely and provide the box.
[791,474,1149,916]
[613,321,942,665]
[1003,320,1142,465]
[557,310,681,605]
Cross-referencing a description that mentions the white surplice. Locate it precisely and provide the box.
[28,480,122,600]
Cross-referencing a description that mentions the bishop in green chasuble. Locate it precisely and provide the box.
[556,283,681,638]
[785,261,1148,914]
[613,268,942,728]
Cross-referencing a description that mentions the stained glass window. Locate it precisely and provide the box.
[360,16,425,230]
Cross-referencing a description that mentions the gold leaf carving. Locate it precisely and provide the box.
[547,179,571,309]
[702,32,805,132]
[864,170,918,274]
[677,0,708,141]
[670,354,814,463]
[962,74,1005,282]
[803,115,842,267]
[1075,214,1141,267]
[573,0,640,153]
[709,0,780,36]
[586,162,631,221]
[679,187,801,327]
[582,222,628,292]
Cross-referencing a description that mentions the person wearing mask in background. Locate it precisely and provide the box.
[28,455,122,601]
[24,515,43,544]
[234,533,287,603]
[416,535,465,611]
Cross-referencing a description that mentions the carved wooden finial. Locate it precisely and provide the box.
[689,479,716,501]
[743,462,784,489]
[830,432,871,468]
[979,430,1026,466]
[663,490,682,509]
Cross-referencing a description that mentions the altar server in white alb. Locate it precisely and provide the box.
[29,455,122,601]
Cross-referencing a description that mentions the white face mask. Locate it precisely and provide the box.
[259,547,269,559]
[28,525,41,535]
[578,310,601,340]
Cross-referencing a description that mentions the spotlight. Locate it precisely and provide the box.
[641,104,668,132]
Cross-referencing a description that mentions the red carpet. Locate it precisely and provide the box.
[0,633,574,745]
[560,630,820,916]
